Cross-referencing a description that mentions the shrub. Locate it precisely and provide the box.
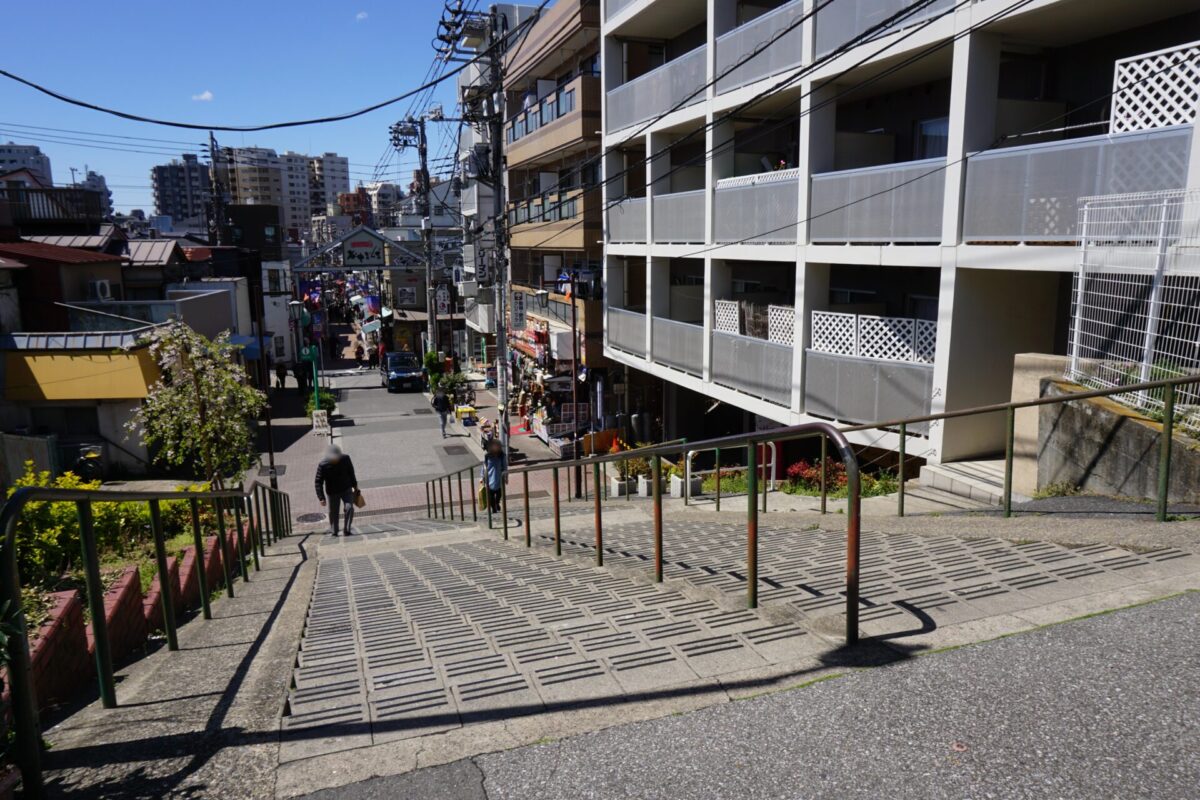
[781,458,896,498]
[306,389,337,417]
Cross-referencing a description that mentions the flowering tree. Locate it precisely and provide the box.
[127,321,266,488]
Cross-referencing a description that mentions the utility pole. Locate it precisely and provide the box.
[391,117,437,355]
[570,274,581,497]
[486,9,512,458]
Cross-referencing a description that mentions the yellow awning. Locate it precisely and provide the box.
[5,350,159,402]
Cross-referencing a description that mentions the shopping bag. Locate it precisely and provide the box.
[477,481,488,511]
[353,491,366,509]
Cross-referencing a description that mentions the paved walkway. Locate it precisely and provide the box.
[302,591,1200,799]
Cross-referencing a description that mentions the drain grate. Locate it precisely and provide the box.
[412,408,433,415]
[297,512,326,523]
[443,445,469,455]
[258,465,287,476]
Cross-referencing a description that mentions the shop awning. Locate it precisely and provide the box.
[230,334,271,360]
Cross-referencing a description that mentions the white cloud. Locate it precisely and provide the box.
[355,10,368,21]
[191,89,214,102]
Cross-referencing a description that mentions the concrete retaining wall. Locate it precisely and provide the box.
[86,565,148,666]
[1037,380,1200,503]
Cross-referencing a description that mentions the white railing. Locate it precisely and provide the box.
[715,0,807,93]
[607,307,647,356]
[714,170,799,244]
[814,0,954,58]
[962,125,1193,242]
[811,310,936,364]
[608,197,647,243]
[652,317,703,376]
[606,46,707,133]
[652,189,706,244]
[712,331,793,407]
[809,158,944,243]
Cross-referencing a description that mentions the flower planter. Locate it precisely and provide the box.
[669,474,703,499]
[608,477,636,497]
[636,475,663,497]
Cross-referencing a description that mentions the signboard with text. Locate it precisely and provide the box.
[342,230,385,267]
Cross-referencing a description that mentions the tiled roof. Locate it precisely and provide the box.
[126,239,180,266]
[0,241,123,264]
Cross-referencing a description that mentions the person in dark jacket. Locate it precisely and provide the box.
[315,444,359,536]
[432,388,452,438]
[483,437,506,514]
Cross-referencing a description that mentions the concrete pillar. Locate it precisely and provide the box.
[795,261,830,413]
[796,82,838,245]
[705,259,732,381]
[940,28,1000,246]
[648,257,670,362]
[928,259,957,462]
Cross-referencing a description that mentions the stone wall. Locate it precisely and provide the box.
[86,565,148,667]
[29,591,91,711]
[1038,380,1200,503]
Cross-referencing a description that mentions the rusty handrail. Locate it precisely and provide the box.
[0,479,292,799]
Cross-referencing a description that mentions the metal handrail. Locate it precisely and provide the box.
[0,479,293,799]
[685,441,777,512]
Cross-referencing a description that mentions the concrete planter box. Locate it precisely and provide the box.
[669,474,703,498]
[608,477,636,496]
[637,475,663,497]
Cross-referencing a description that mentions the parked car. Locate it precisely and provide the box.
[381,352,423,392]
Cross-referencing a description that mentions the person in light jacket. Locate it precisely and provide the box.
[484,437,507,514]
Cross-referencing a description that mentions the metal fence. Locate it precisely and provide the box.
[809,158,945,243]
[606,46,707,133]
[962,125,1193,242]
[715,0,807,93]
[608,197,647,243]
[652,317,704,375]
[607,307,647,356]
[712,331,793,406]
[1066,188,1200,433]
[652,189,706,244]
[714,170,800,243]
[814,0,954,57]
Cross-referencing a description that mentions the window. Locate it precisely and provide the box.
[915,117,949,159]
[274,336,285,358]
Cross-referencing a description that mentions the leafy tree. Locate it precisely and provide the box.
[127,322,266,488]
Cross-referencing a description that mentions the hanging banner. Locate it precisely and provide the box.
[299,280,321,305]
[342,230,385,267]
[310,311,325,337]
[395,287,417,306]
[436,285,450,316]
[365,295,382,316]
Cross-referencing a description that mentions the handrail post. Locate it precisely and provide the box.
[189,498,213,620]
[523,472,531,547]
[683,452,690,507]
[593,461,603,567]
[233,498,250,581]
[458,471,466,521]
[897,423,906,518]
[819,435,827,514]
[149,499,179,651]
[470,470,478,523]
[449,476,457,521]
[285,494,292,536]
[761,443,768,514]
[652,455,663,582]
[1004,407,1015,518]
[845,449,862,645]
[746,443,758,609]
[715,448,721,512]
[501,478,509,540]
[439,478,446,520]
[603,462,609,500]
[485,474,493,530]
[3,509,44,797]
[246,495,261,571]
[77,501,116,709]
[552,467,561,556]
[215,498,234,598]
[1157,381,1175,522]
[425,482,431,518]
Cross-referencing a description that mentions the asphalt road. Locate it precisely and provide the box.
[301,592,1200,800]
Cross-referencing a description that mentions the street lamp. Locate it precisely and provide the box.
[287,300,303,365]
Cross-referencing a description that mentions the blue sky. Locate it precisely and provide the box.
[0,1,465,211]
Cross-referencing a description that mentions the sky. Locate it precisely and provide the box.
[0,1,469,212]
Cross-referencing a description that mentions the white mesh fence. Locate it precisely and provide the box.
[1066,189,1200,433]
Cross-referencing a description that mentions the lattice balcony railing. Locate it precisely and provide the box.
[811,310,936,364]
[1111,41,1200,133]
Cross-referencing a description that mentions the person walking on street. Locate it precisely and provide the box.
[432,387,452,438]
[484,437,506,514]
[354,343,365,368]
[292,362,308,396]
[275,361,287,390]
[315,444,359,537]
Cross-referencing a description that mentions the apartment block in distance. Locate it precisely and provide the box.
[151,154,211,229]
[0,142,52,184]
[601,0,1200,464]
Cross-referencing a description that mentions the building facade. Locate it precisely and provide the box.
[600,0,1200,463]
[151,154,211,229]
[0,142,52,184]
[79,171,113,217]
[309,153,351,216]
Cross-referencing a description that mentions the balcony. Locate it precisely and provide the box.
[460,181,492,218]
[605,0,640,22]
[714,169,799,244]
[806,310,936,430]
[652,317,703,376]
[809,158,945,243]
[608,196,647,243]
[508,188,596,249]
[506,76,601,169]
[712,331,793,407]
[606,46,707,134]
[0,187,105,232]
[715,0,807,94]
[962,125,1193,243]
[607,306,646,357]
[652,189,705,244]
[814,0,954,58]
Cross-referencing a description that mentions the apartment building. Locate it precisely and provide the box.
[151,154,210,228]
[0,142,52,184]
[309,153,351,216]
[216,148,351,236]
[364,181,403,226]
[79,171,113,217]
[601,0,1200,463]
[280,151,314,233]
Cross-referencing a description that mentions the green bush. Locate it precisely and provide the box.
[306,389,337,417]
[432,371,467,395]
[423,350,444,376]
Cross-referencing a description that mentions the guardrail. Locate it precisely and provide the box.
[0,480,293,799]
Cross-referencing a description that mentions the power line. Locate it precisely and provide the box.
[0,4,550,133]
[0,121,204,146]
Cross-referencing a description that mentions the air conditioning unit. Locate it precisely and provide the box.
[87,279,113,301]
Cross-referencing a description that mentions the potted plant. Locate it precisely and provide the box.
[637,457,665,497]
[607,443,637,496]
[667,458,702,498]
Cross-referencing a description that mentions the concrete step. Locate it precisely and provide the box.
[918,459,1030,506]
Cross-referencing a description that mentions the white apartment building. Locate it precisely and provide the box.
[364,181,403,226]
[309,153,351,216]
[79,170,114,216]
[280,151,314,233]
[0,142,52,184]
[219,148,351,235]
[600,0,1200,463]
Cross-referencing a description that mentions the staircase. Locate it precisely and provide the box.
[918,459,1030,506]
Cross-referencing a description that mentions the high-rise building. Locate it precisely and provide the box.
[151,154,211,229]
[309,153,351,216]
[280,151,314,234]
[216,147,350,236]
[364,181,403,226]
[600,0,1200,464]
[0,141,52,184]
[79,170,114,217]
